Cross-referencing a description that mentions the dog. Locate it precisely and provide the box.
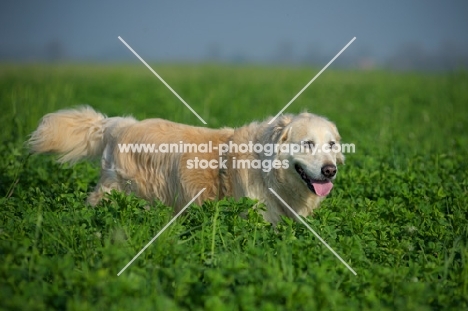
[28,106,344,223]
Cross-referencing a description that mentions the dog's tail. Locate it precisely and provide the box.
[29,106,112,164]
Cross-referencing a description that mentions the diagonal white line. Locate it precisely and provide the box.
[117,188,206,276]
[268,37,356,124]
[268,188,357,275]
[118,36,207,125]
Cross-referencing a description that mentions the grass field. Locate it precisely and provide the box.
[1,64,467,310]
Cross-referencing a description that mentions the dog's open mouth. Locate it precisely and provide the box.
[295,164,333,196]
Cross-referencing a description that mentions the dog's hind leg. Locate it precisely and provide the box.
[87,169,123,206]
[87,144,124,206]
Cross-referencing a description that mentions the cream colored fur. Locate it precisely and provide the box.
[29,106,344,223]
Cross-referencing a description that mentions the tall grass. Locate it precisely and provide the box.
[0,64,467,310]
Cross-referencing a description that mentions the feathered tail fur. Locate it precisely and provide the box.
[28,106,108,163]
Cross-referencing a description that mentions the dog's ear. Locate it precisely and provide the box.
[270,115,293,143]
[280,127,292,143]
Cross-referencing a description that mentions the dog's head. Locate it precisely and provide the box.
[267,112,344,197]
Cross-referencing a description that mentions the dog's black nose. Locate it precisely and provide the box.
[321,164,337,178]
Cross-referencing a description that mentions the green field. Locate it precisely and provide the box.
[1,64,467,310]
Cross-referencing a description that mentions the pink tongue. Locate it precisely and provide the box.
[312,181,333,196]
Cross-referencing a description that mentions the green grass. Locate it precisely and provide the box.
[1,64,467,310]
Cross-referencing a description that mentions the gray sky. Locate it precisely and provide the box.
[1,0,468,68]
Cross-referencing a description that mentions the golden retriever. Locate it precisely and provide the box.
[28,106,344,223]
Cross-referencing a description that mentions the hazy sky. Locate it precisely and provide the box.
[1,0,467,65]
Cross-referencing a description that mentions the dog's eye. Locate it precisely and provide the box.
[329,141,336,147]
[302,140,315,148]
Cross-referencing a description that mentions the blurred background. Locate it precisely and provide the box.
[1,0,468,71]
